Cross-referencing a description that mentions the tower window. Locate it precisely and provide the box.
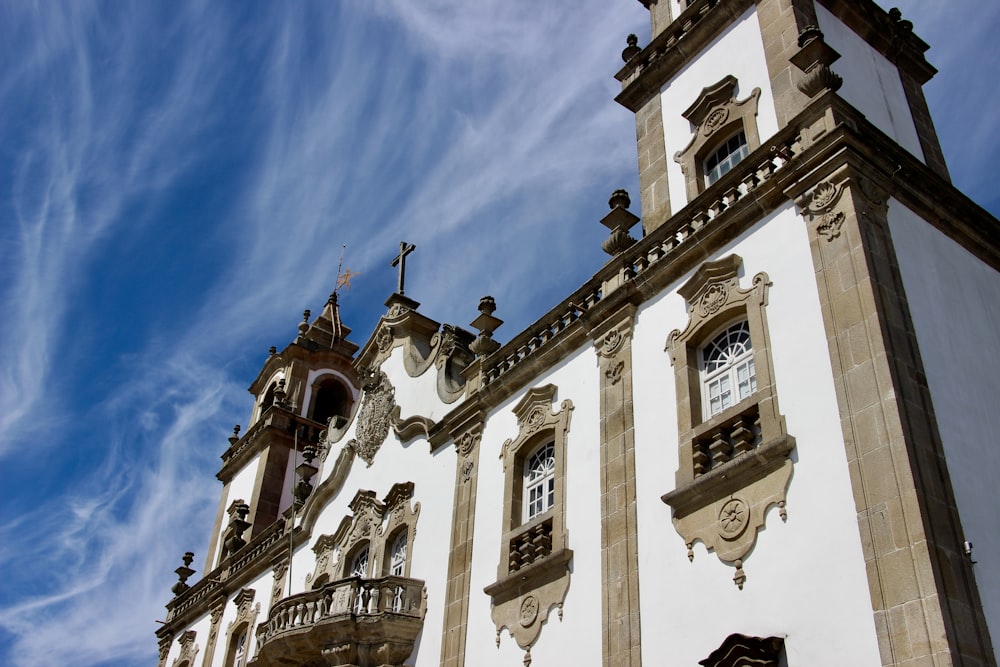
[310,379,350,427]
[704,131,749,186]
[701,321,756,418]
[523,441,556,521]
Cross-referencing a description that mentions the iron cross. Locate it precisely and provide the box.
[391,241,416,295]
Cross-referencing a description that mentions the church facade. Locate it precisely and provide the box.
[156,1,1000,665]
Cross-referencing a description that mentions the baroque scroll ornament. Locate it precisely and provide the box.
[348,370,396,466]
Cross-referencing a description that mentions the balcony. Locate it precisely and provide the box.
[250,575,425,667]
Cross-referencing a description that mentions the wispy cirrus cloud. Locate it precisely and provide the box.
[1,2,992,667]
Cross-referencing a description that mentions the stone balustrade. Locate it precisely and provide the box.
[251,575,426,667]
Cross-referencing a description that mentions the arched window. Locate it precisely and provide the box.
[349,544,370,578]
[310,378,350,427]
[704,130,749,186]
[387,531,407,576]
[224,625,249,667]
[523,441,556,521]
[701,321,756,418]
[258,382,277,420]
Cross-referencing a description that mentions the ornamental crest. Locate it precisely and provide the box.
[348,370,396,466]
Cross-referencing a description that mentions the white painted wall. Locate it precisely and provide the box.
[211,455,261,570]
[888,200,1000,648]
[659,7,779,212]
[816,4,924,162]
[466,349,605,666]
[631,203,882,663]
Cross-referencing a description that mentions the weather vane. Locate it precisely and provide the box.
[334,244,358,295]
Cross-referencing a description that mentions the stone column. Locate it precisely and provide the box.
[440,415,484,667]
[591,304,643,667]
[794,170,994,664]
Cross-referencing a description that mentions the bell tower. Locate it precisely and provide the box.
[205,292,360,569]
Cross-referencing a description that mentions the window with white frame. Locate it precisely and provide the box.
[388,532,407,576]
[704,130,749,186]
[701,321,756,418]
[350,544,369,578]
[523,441,556,521]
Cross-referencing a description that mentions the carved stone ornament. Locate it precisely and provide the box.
[375,326,394,353]
[172,630,198,667]
[348,370,396,466]
[795,179,849,243]
[310,482,420,585]
[600,328,625,357]
[605,360,625,385]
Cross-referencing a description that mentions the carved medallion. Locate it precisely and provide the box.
[375,326,393,352]
[519,595,539,627]
[702,107,729,136]
[718,498,749,540]
[601,329,624,356]
[457,430,479,456]
[525,408,546,432]
[348,370,396,466]
[808,181,838,212]
[698,283,728,316]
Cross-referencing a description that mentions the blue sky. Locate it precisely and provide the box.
[0,2,996,666]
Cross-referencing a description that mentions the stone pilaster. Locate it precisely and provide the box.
[440,415,484,667]
[635,93,671,235]
[591,304,642,667]
[794,170,995,665]
[200,601,225,667]
[756,0,818,128]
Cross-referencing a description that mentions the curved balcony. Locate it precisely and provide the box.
[250,575,425,667]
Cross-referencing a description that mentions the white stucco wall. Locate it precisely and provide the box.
[888,200,1000,647]
[659,7,779,212]
[816,4,924,162]
[211,455,261,571]
[466,349,605,666]
[288,344,459,666]
[631,203,882,663]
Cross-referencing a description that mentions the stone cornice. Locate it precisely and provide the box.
[616,0,753,113]
[617,0,937,114]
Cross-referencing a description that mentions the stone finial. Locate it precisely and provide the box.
[621,34,641,63]
[228,425,241,446]
[470,296,503,357]
[298,309,311,337]
[790,26,842,97]
[600,189,641,256]
[294,445,319,510]
[171,552,196,596]
[223,502,251,556]
[888,7,913,37]
[269,346,277,356]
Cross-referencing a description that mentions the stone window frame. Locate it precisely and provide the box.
[523,440,556,522]
[674,75,761,200]
[306,482,420,589]
[222,589,259,667]
[663,254,794,588]
[484,384,574,651]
